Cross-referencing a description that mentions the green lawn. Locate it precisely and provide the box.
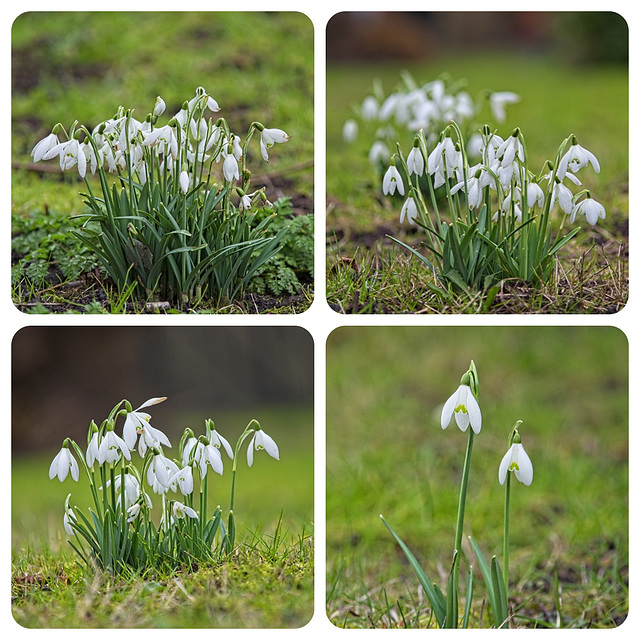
[326,326,628,627]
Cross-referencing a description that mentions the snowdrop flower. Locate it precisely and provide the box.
[98,428,131,465]
[525,181,545,209]
[86,427,100,468]
[489,91,520,122]
[43,138,87,178]
[368,140,389,165]
[142,125,178,158]
[172,501,198,519]
[441,382,482,434]
[342,118,358,143]
[239,193,252,211]
[209,427,234,460]
[147,453,180,494]
[259,127,289,161]
[497,130,525,167]
[557,138,600,179]
[382,164,404,196]
[31,132,60,162]
[406,145,425,177]
[570,194,606,225]
[63,499,76,536]
[179,169,190,193]
[169,465,194,496]
[153,96,166,117]
[400,196,419,225]
[49,441,79,482]
[551,180,574,215]
[123,397,168,451]
[199,441,224,477]
[126,503,142,523]
[188,86,220,113]
[223,152,240,182]
[428,136,460,178]
[361,95,379,120]
[450,168,484,209]
[247,427,280,467]
[499,437,533,486]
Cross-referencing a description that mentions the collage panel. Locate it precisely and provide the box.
[12,11,313,314]
[326,325,628,628]
[326,12,628,314]
[11,326,314,628]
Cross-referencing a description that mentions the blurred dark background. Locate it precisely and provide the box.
[12,326,313,453]
[327,11,628,64]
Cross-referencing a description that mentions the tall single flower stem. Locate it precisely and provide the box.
[454,429,475,557]
[503,470,512,594]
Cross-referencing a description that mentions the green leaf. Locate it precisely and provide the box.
[380,515,446,627]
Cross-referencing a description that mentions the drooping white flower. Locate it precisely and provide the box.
[247,428,280,467]
[98,429,131,465]
[489,92,520,122]
[223,152,240,182]
[441,384,482,434]
[209,428,234,460]
[342,119,358,143]
[361,95,379,120]
[400,196,419,225]
[550,181,574,215]
[31,132,60,162]
[496,131,525,167]
[63,503,76,536]
[172,501,198,519]
[557,140,600,179]
[382,165,404,196]
[368,140,389,165]
[570,195,606,225]
[199,441,224,477]
[49,443,79,482]
[525,182,545,209]
[179,169,191,193]
[43,139,87,178]
[406,146,425,176]
[259,127,289,161]
[86,430,100,469]
[169,465,195,496]
[153,96,166,117]
[122,397,168,451]
[147,453,180,494]
[499,441,533,486]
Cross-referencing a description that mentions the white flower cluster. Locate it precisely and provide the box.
[343,74,519,167]
[387,127,605,228]
[31,86,289,204]
[49,397,279,530]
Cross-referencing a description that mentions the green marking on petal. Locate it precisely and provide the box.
[454,404,468,414]
[509,462,519,471]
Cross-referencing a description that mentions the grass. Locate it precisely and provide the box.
[325,326,628,628]
[11,11,314,313]
[326,51,628,313]
[13,531,313,628]
[12,404,314,628]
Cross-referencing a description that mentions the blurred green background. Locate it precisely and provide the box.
[12,326,313,551]
[326,11,628,239]
[326,326,628,624]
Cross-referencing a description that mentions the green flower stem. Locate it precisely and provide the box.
[503,469,512,595]
[454,429,475,556]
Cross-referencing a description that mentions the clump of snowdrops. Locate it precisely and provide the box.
[343,72,519,172]
[31,87,291,305]
[381,362,534,628]
[383,121,606,293]
[48,396,279,574]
